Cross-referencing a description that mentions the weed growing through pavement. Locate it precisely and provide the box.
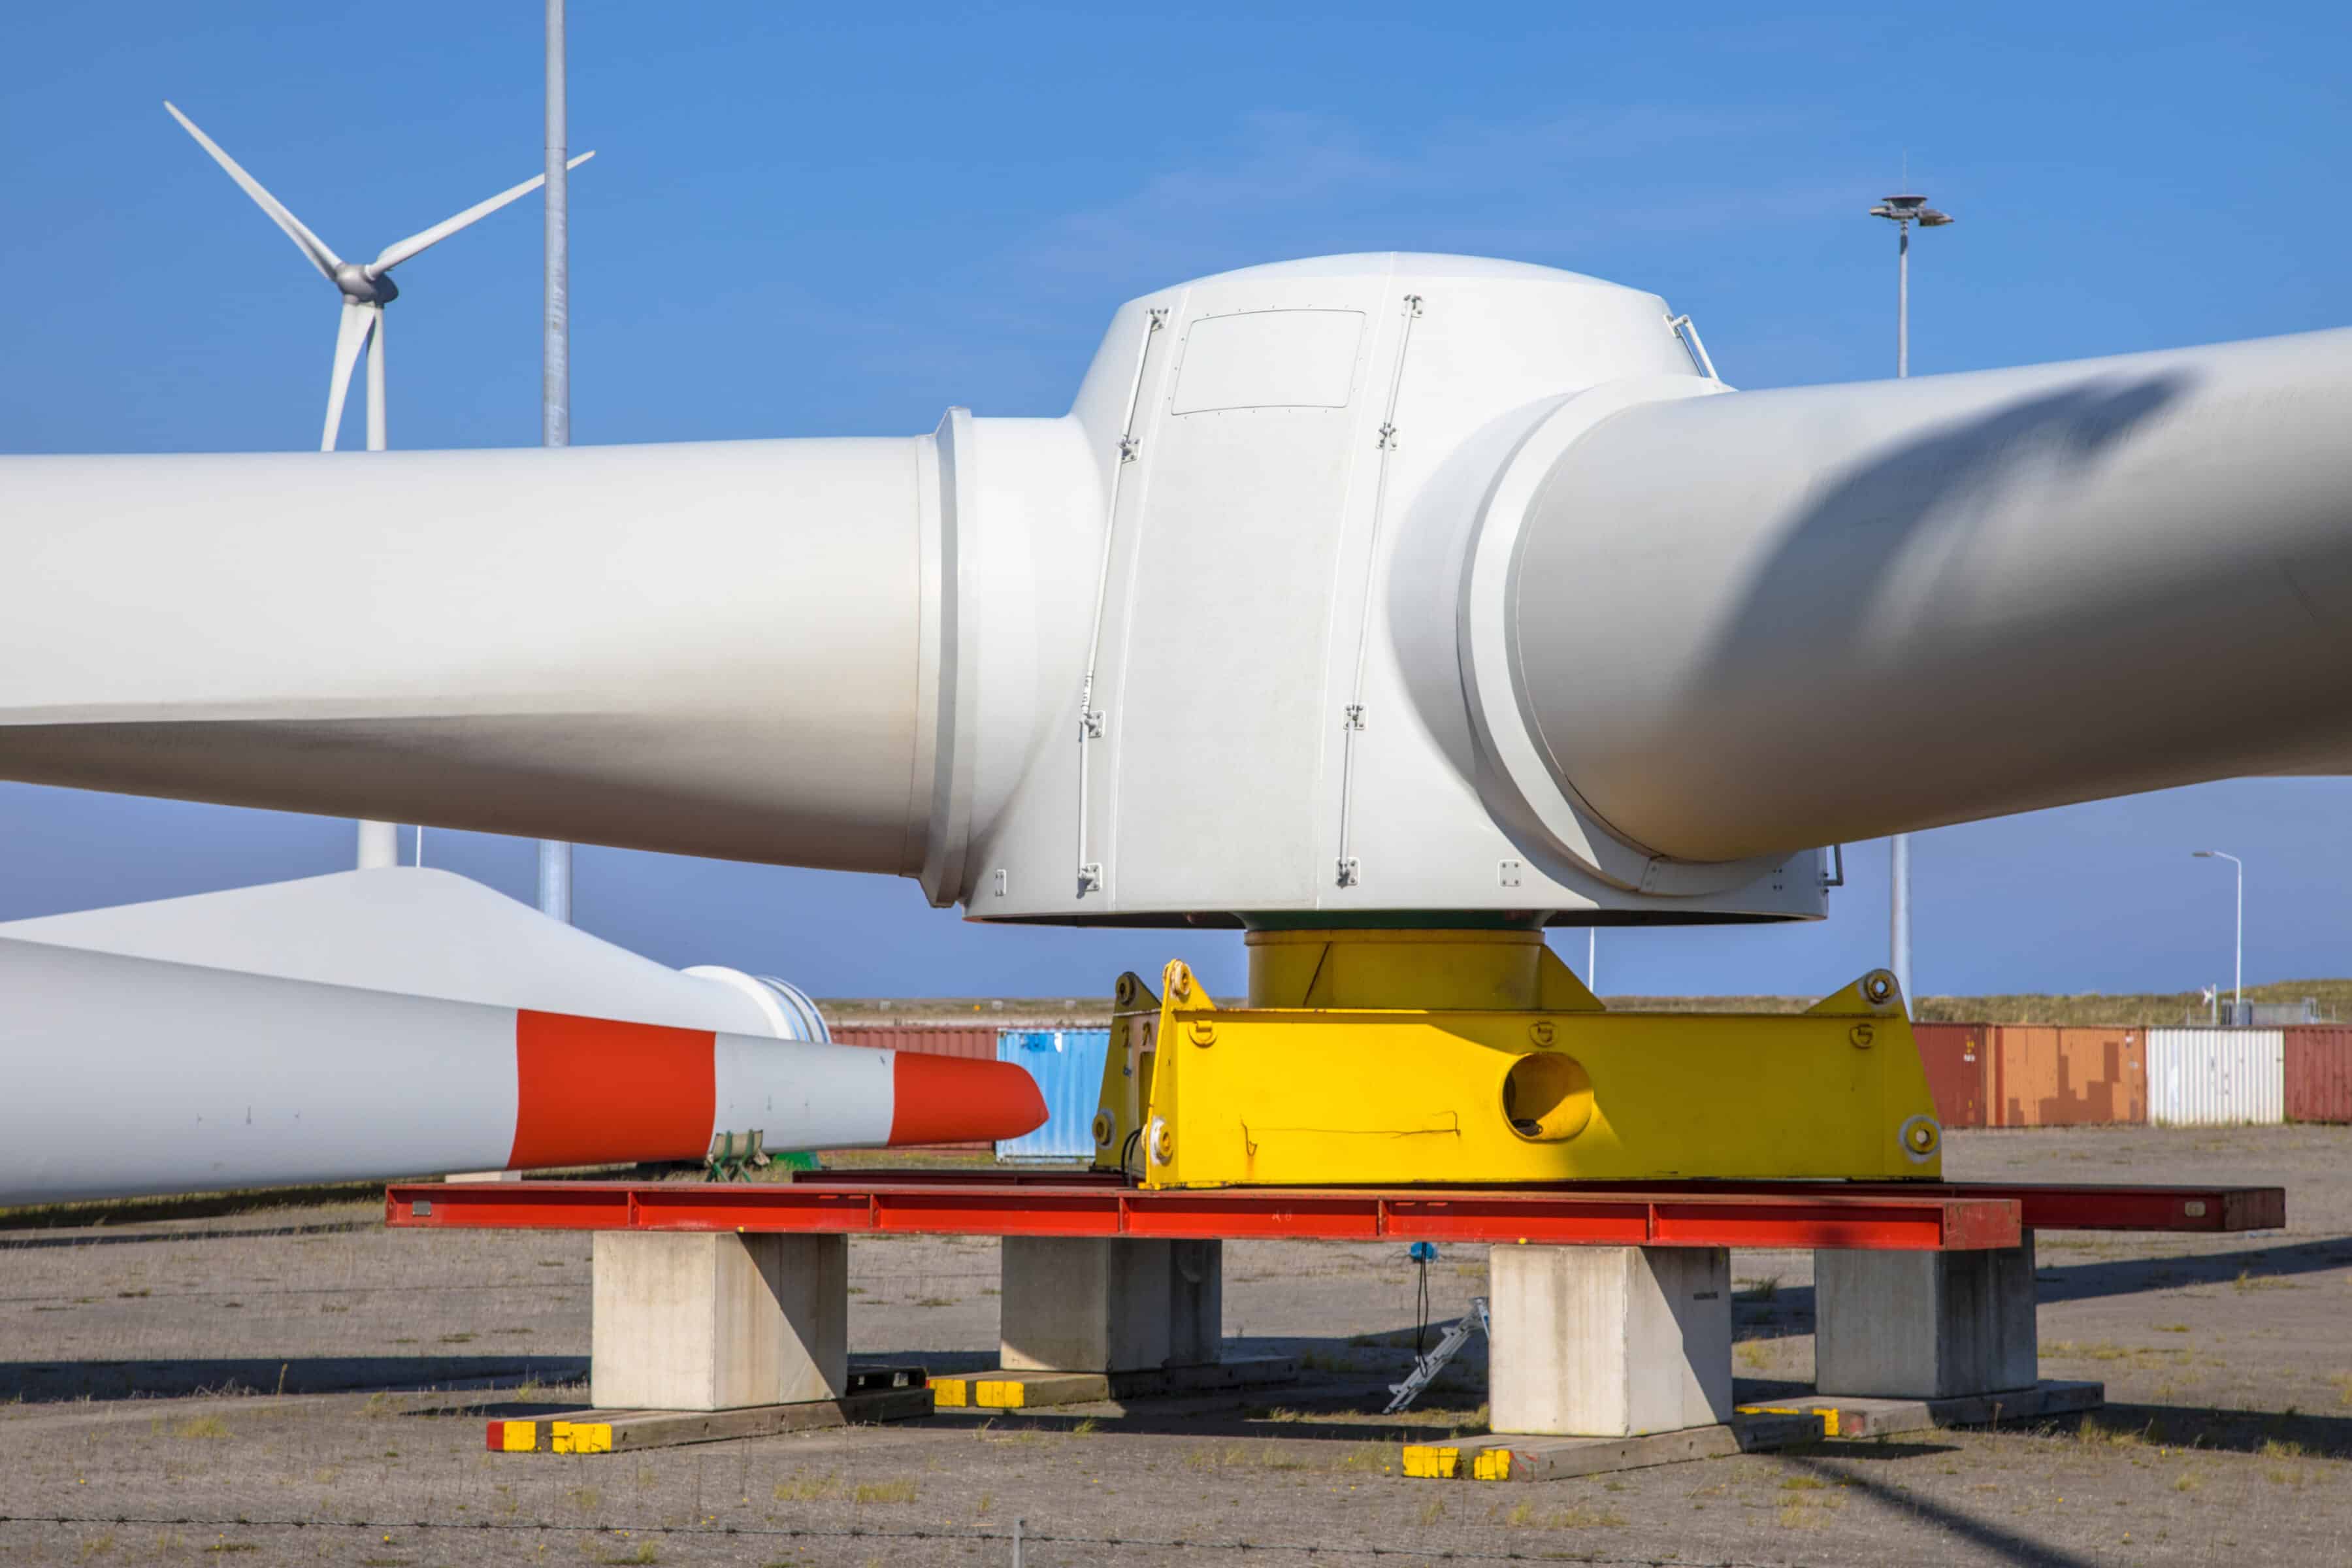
[1501,1498,1627,1529]
[774,1473,840,1502]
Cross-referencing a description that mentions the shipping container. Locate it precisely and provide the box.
[826,1023,1001,1061]
[2285,1026,2352,1123]
[2146,1028,2284,1126]
[995,1029,1113,1162]
[1987,1026,2147,1127]
[1912,1023,1989,1128]
[825,1024,1001,1152]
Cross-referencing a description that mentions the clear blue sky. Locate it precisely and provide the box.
[3,3,2346,1000]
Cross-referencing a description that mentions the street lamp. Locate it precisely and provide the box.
[2191,850,2244,1019]
[1870,191,1953,1005]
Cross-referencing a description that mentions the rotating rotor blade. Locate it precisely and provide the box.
[321,301,376,452]
[163,101,344,282]
[369,150,595,276]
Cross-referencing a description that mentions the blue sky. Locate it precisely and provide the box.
[3,3,2346,1000]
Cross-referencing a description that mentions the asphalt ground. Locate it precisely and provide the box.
[1,1124,2347,1565]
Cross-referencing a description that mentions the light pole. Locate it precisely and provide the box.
[538,0,574,924]
[2191,850,2244,1019]
[1869,191,1952,1003]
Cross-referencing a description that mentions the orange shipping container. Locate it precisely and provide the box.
[1912,1023,1989,1128]
[1989,1026,2147,1127]
[2285,1026,2352,1123]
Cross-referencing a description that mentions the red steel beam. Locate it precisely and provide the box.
[386,1180,2021,1251]
[785,1170,2285,1232]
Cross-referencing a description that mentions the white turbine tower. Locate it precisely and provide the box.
[165,103,593,455]
[164,101,591,870]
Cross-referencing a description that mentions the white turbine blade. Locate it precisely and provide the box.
[163,101,344,281]
[321,301,376,452]
[369,150,595,275]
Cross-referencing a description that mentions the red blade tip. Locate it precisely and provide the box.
[887,1053,1049,1145]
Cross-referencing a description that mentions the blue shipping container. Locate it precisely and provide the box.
[996,1028,1111,1161]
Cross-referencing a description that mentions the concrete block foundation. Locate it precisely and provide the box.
[999,1237,1221,1373]
[1814,1232,2037,1399]
[1488,1245,1732,1437]
[590,1232,847,1412]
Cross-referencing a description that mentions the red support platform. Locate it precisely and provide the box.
[382,1175,2283,1252]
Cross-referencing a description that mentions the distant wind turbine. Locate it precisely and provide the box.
[163,101,593,453]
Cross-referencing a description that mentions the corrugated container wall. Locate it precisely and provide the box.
[1912,1024,1989,1128]
[995,1030,1113,1161]
[827,1024,1002,1152]
[1989,1026,2147,1127]
[2146,1028,2285,1126]
[2285,1026,2352,1123]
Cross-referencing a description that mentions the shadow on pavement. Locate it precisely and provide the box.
[0,1354,589,1403]
[0,1220,375,1251]
[2083,1401,2352,1459]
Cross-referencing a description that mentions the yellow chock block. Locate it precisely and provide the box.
[1401,1445,1460,1479]
[1471,1447,1514,1481]
[486,1420,536,1453]
[975,1379,1027,1409]
[932,1377,970,1409]
[551,1421,612,1455]
[1736,1404,1838,1438]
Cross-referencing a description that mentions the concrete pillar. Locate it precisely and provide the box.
[1814,1232,2036,1399]
[999,1237,1220,1373]
[590,1232,846,1411]
[1488,1244,1732,1437]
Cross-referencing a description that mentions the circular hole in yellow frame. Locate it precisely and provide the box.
[1503,1052,1594,1142]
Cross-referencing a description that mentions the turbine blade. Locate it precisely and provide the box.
[369,150,595,275]
[163,101,344,281]
[321,301,375,452]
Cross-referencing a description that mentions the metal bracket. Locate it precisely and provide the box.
[704,1128,771,1183]
[1385,1294,1489,1414]
[1666,312,1721,382]
[1077,862,1103,896]
[1081,710,1105,740]
[1820,843,1846,889]
[1335,856,1361,889]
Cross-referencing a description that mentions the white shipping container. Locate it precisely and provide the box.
[2146,1028,2285,1126]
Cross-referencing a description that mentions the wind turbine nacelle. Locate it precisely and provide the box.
[5,253,2352,928]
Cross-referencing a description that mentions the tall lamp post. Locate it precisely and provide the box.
[1869,191,1953,1003]
[538,0,574,924]
[2191,849,2244,1019]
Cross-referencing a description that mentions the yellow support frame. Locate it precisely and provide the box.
[1098,930,1942,1188]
